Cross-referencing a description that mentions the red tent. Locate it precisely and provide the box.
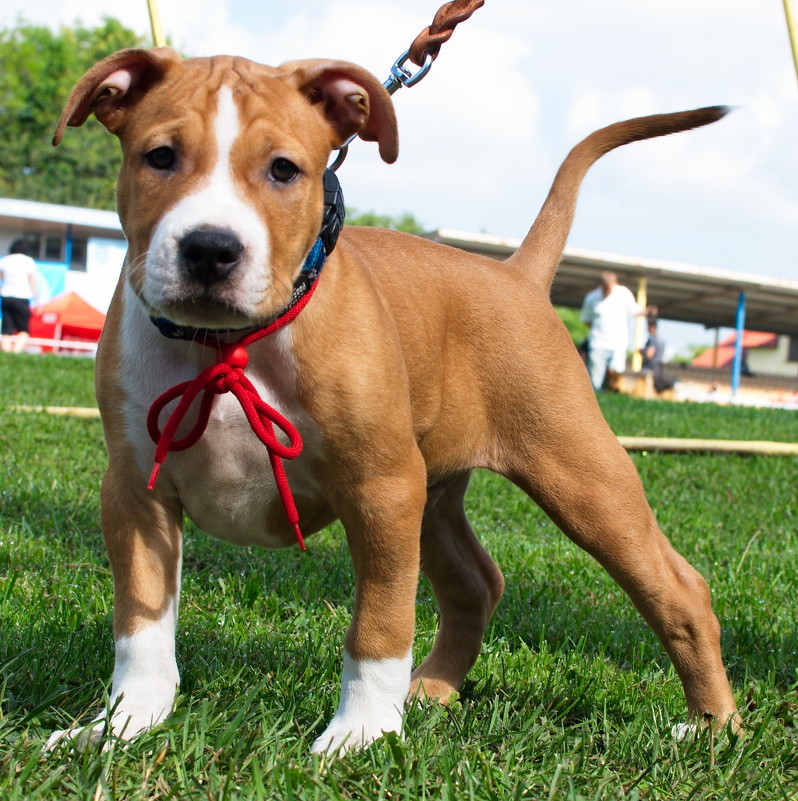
[691,331,778,369]
[30,292,106,345]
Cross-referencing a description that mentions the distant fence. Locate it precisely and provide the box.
[665,364,798,392]
[7,336,98,356]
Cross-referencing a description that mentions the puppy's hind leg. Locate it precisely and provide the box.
[496,361,739,732]
[410,472,505,703]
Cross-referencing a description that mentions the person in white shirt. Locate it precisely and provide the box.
[580,271,651,391]
[0,239,40,353]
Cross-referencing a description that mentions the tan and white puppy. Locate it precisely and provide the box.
[48,47,739,753]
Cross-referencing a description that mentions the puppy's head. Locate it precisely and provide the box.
[54,48,398,328]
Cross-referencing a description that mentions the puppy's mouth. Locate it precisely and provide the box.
[145,295,259,331]
[139,229,296,331]
[141,277,300,331]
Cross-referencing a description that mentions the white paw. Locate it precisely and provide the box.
[311,707,403,755]
[47,612,179,752]
[310,650,411,756]
[671,721,698,740]
[46,719,106,752]
[46,686,176,752]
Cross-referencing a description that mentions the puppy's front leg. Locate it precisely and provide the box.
[311,462,426,755]
[48,466,182,748]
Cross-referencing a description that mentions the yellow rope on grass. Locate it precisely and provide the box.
[11,405,100,418]
[8,406,798,454]
[618,436,798,456]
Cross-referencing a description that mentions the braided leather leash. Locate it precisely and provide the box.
[408,0,485,66]
[331,0,485,170]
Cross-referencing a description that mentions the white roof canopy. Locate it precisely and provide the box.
[428,229,798,338]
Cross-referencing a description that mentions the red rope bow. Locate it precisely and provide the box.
[146,283,319,550]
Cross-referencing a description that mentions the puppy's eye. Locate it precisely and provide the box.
[270,158,300,183]
[146,146,176,171]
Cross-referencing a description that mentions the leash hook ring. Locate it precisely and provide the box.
[330,49,432,172]
[385,49,434,94]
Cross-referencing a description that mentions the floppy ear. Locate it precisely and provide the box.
[284,59,399,164]
[53,47,182,145]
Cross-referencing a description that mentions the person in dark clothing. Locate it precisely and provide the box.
[1,239,40,353]
[641,319,674,393]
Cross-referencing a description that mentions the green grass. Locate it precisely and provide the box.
[1,352,796,799]
[597,392,798,443]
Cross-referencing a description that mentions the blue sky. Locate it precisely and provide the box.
[3,0,797,352]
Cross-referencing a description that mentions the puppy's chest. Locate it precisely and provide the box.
[120,336,326,547]
[174,395,325,547]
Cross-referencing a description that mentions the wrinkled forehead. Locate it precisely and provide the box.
[119,56,333,161]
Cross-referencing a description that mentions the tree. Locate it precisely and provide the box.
[0,18,145,210]
[671,343,709,366]
[346,209,426,235]
[554,306,589,345]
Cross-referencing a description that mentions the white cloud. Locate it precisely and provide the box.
[2,0,797,282]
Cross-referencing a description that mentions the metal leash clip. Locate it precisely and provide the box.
[329,50,434,173]
[384,49,435,94]
[330,0,483,172]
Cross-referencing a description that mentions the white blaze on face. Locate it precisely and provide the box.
[142,85,270,317]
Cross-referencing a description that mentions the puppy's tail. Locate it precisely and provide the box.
[507,106,729,289]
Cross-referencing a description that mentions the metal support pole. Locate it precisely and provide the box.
[731,291,746,398]
[630,276,648,372]
[64,223,73,268]
[783,0,798,89]
[147,0,166,47]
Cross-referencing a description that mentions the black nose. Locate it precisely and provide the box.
[179,230,243,284]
